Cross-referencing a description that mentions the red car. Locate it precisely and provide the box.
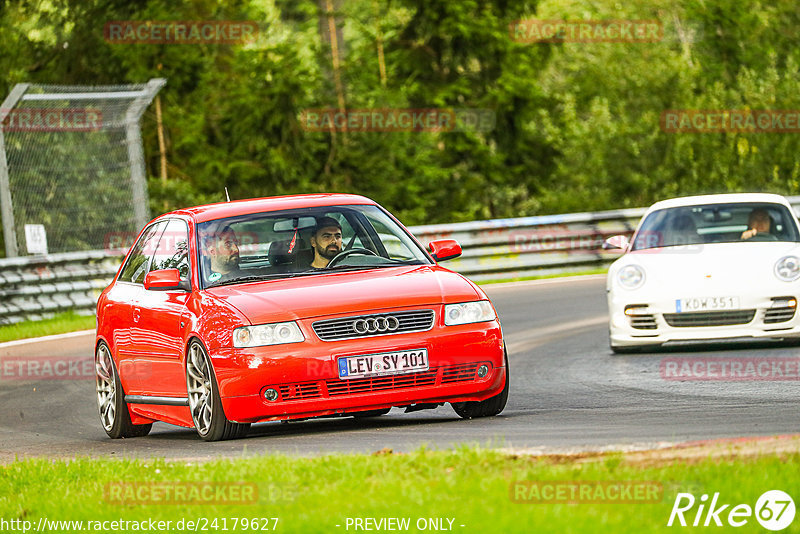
[95,194,508,441]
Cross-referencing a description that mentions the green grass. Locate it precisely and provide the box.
[0,311,95,343]
[1,447,796,533]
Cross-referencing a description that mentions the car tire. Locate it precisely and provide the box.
[95,341,152,439]
[451,349,509,419]
[186,340,250,442]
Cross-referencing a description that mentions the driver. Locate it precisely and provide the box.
[310,216,343,269]
[741,208,777,241]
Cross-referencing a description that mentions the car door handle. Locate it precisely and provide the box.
[133,307,141,323]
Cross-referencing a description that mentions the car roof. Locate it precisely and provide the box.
[163,194,377,223]
[646,193,792,212]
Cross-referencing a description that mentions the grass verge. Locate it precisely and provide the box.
[1,446,796,533]
[0,311,95,343]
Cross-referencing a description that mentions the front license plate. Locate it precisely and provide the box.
[338,349,429,379]
[675,297,740,313]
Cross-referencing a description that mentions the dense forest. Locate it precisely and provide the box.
[1,0,799,246]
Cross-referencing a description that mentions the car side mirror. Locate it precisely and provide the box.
[144,268,191,291]
[428,239,462,262]
[602,235,630,251]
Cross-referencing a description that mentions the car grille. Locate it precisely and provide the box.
[764,298,797,324]
[663,310,756,327]
[312,310,435,341]
[629,315,657,330]
[279,383,322,401]
[275,363,483,402]
[326,370,437,396]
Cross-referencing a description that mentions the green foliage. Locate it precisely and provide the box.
[2,0,800,248]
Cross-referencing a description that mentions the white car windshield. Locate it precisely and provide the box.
[631,202,800,251]
[197,204,431,287]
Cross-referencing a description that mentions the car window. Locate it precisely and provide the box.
[150,219,191,280]
[197,205,431,287]
[632,202,800,250]
[118,222,166,284]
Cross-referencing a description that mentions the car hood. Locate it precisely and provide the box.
[204,265,481,324]
[610,241,800,292]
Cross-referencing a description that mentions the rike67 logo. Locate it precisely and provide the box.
[668,490,795,531]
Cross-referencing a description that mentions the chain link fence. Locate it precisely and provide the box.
[0,79,165,257]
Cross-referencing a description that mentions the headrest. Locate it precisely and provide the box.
[268,240,296,266]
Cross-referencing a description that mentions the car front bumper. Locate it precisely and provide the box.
[209,319,505,423]
[608,291,800,348]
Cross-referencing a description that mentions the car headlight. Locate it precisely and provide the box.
[775,256,800,282]
[617,264,645,289]
[444,301,496,326]
[233,322,304,348]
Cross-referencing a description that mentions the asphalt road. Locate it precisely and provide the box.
[2,275,799,462]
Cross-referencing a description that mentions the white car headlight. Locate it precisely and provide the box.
[233,322,304,348]
[618,264,645,289]
[444,301,496,326]
[775,256,800,282]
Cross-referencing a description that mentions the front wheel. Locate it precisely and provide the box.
[186,340,250,441]
[452,350,509,419]
[95,341,152,438]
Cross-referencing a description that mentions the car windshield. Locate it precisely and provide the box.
[631,202,800,251]
[197,204,431,288]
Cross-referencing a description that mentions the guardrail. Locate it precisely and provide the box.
[2,197,799,324]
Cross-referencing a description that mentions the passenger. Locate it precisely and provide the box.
[669,214,699,246]
[201,225,243,283]
[310,217,343,269]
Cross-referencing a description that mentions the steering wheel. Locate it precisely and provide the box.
[326,248,378,268]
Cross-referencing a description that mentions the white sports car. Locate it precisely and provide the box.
[605,193,800,353]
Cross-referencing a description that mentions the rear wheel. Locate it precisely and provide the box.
[95,341,152,438]
[186,340,250,441]
[452,350,509,419]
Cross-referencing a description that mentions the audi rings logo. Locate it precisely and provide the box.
[352,316,400,335]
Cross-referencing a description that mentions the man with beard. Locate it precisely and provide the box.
[310,216,343,269]
[202,224,244,283]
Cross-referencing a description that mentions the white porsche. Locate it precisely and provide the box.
[605,193,800,353]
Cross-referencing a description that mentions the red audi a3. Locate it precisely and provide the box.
[95,194,508,441]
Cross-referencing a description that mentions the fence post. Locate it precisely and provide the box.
[0,83,30,258]
[126,78,167,230]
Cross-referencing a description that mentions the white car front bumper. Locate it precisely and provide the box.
[608,291,800,348]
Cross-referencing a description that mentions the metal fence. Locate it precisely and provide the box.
[0,80,165,257]
[1,198,799,324]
